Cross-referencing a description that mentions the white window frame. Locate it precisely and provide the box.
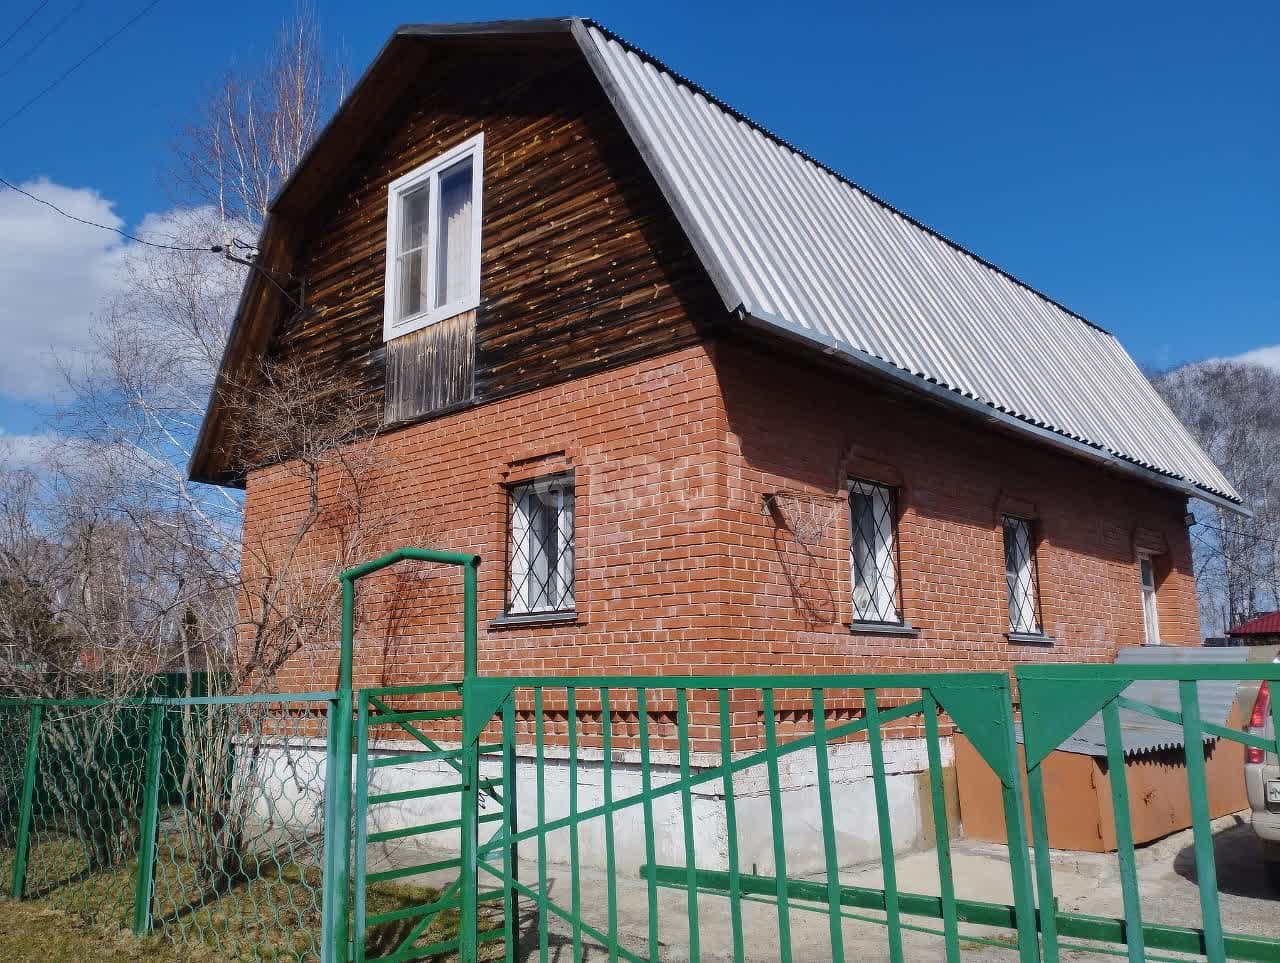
[1139,553,1161,644]
[382,133,484,341]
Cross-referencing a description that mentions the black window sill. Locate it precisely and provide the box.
[849,620,920,638]
[1006,631,1056,646]
[489,611,579,630]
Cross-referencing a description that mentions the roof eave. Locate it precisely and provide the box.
[734,306,1250,517]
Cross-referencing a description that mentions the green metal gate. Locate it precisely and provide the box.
[456,673,1041,963]
[335,547,1280,962]
[350,682,513,962]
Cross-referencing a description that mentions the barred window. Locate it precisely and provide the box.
[848,480,901,624]
[507,474,575,615]
[1003,516,1042,634]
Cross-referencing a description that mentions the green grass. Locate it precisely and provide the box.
[0,833,502,961]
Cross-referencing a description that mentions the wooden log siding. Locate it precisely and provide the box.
[265,51,725,430]
[385,310,476,422]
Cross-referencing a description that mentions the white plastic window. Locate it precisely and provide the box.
[383,134,483,340]
[1139,555,1161,644]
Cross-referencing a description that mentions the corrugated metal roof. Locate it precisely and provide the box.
[1017,645,1248,758]
[1228,611,1280,637]
[578,22,1241,509]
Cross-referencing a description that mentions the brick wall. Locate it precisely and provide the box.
[241,337,1199,698]
[707,338,1198,679]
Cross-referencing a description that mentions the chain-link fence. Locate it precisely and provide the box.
[0,691,340,961]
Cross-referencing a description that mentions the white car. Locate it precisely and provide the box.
[1245,657,1280,886]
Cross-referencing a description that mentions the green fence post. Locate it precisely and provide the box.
[331,694,354,963]
[132,703,165,935]
[461,557,480,962]
[1024,762,1060,963]
[459,676,480,963]
[326,575,357,963]
[1102,699,1144,963]
[1180,680,1225,963]
[11,703,43,900]
[320,694,343,963]
[993,678,1041,963]
[351,693,370,963]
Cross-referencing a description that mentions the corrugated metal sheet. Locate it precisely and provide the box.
[1228,611,1280,637]
[580,23,1240,507]
[1017,645,1248,758]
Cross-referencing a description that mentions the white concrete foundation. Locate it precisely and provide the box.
[256,736,954,875]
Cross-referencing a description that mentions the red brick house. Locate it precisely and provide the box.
[191,18,1243,696]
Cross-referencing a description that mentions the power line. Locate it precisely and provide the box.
[1195,520,1280,549]
[0,178,304,310]
[0,1,50,54]
[0,0,87,81]
[0,173,215,252]
[0,0,162,134]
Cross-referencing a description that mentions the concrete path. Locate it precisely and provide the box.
[366,812,1280,960]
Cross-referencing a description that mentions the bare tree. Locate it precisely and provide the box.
[1152,360,1280,634]
[172,7,345,229]
[0,8,376,892]
[44,6,351,686]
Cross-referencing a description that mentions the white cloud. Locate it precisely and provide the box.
[0,180,239,409]
[0,427,62,467]
[0,178,134,401]
[1226,344,1280,372]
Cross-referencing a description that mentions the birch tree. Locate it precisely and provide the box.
[1152,360,1280,634]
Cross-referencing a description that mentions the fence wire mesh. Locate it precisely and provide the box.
[0,694,336,961]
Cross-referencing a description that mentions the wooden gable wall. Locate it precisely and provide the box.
[265,49,726,429]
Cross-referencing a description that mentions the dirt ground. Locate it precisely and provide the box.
[0,899,214,962]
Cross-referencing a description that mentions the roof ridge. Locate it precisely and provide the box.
[580,17,1115,339]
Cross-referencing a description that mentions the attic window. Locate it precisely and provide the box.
[383,133,483,340]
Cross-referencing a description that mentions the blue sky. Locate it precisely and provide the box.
[0,1,1276,443]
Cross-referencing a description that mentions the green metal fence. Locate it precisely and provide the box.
[0,690,341,961]
[441,673,1041,963]
[5,541,1280,962]
[1018,661,1280,963]
[8,661,1280,962]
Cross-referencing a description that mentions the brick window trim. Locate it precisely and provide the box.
[992,489,1039,528]
[1131,525,1170,561]
[838,450,905,493]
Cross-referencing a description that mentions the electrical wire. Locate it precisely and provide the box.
[0,173,216,252]
[0,0,162,133]
[1195,520,1280,549]
[0,1,50,54]
[0,0,88,81]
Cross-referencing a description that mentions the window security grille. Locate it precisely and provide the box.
[849,480,901,624]
[1003,516,1041,634]
[507,474,575,615]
